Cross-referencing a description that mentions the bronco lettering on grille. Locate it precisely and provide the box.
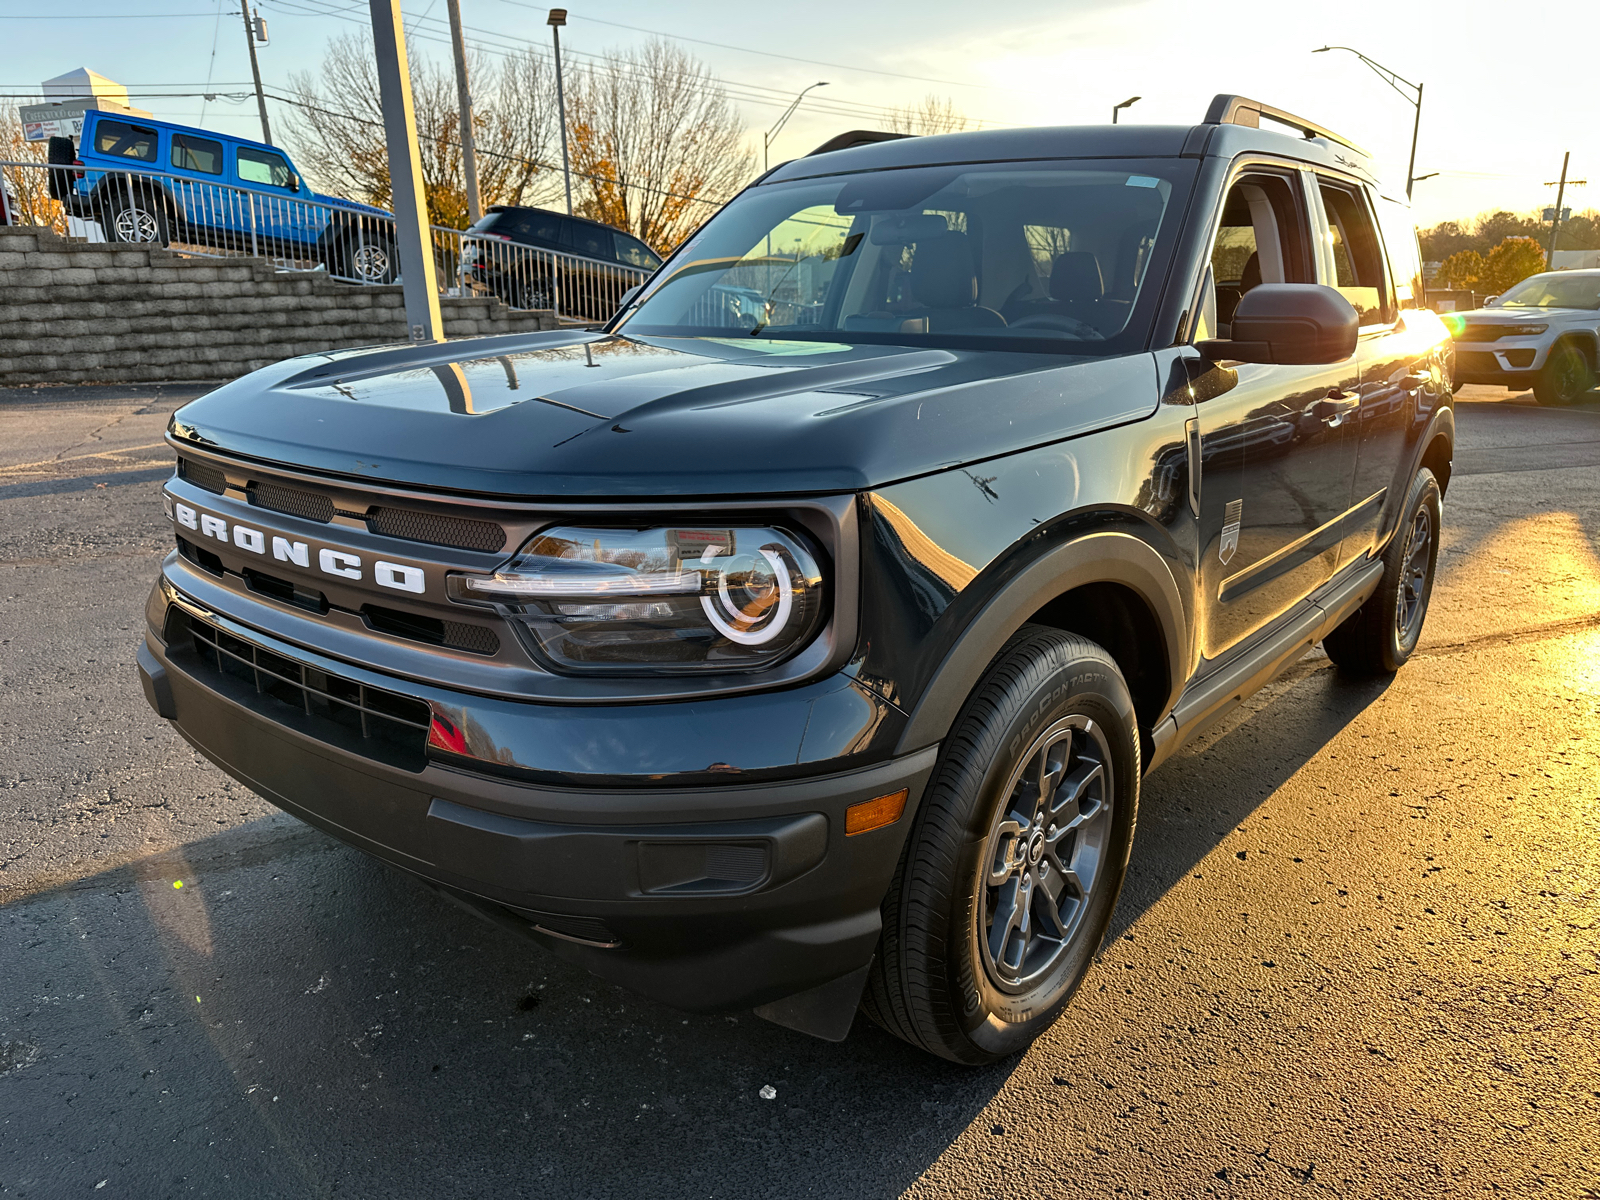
[169,497,428,593]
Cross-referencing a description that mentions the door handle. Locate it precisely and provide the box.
[1315,393,1360,427]
[1400,372,1429,390]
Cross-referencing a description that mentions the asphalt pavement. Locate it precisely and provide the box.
[1,382,1597,1198]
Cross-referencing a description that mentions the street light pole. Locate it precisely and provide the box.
[763,82,828,172]
[1111,95,1140,124]
[445,0,481,225]
[549,8,573,216]
[1313,45,1424,200]
[239,0,273,144]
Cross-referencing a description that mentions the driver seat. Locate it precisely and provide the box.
[902,234,1006,331]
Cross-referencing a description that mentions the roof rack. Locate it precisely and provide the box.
[1203,94,1368,158]
[806,130,913,157]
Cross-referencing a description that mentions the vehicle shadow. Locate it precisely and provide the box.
[0,655,1392,1200]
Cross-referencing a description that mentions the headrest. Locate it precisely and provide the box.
[1240,251,1261,292]
[1050,251,1103,302]
[910,234,978,309]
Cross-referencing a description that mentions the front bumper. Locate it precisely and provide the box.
[139,574,936,1015]
[1451,338,1551,387]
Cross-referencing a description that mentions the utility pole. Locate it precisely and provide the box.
[369,0,442,342]
[445,0,481,224]
[239,0,272,144]
[1544,152,1587,268]
[549,8,572,216]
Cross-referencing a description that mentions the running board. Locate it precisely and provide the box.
[1147,558,1384,771]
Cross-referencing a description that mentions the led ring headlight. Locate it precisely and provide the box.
[457,524,826,675]
[699,544,795,646]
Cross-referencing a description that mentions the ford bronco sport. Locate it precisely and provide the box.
[139,96,1455,1064]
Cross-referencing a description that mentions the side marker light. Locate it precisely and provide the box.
[845,789,909,837]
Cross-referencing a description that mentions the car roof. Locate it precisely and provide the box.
[83,109,280,157]
[763,121,1388,197]
[485,204,642,240]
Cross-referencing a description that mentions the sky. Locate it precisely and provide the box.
[5,0,1597,231]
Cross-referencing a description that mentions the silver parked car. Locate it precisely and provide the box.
[1446,269,1600,405]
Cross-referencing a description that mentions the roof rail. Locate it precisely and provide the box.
[806,130,913,157]
[1203,94,1368,158]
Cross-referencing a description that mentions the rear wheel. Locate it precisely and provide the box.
[108,196,170,246]
[1533,341,1593,406]
[1323,467,1441,675]
[862,626,1140,1064]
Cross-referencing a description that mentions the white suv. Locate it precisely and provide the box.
[1446,269,1600,405]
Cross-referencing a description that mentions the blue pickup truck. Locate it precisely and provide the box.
[48,112,397,282]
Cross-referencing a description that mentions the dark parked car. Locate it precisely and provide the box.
[462,205,660,317]
[140,96,1454,1063]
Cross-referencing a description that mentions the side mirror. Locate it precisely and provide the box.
[290,173,302,193]
[1197,283,1358,365]
[1483,294,1500,306]
[618,285,641,308]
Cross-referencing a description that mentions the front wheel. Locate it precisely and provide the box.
[1533,342,1594,406]
[862,627,1140,1064]
[1323,467,1442,675]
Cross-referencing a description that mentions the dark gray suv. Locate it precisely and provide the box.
[139,95,1454,1063]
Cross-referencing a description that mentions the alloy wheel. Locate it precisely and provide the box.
[113,206,160,243]
[352,242,390,282]
[1396,505,1432,646]
[977,714,1114,994]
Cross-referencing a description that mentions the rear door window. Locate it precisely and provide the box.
[1317,181,1391,325]
[171,134,223,176]
[563,220,610,260]
[94,120,158,163]
[237,147,294,189]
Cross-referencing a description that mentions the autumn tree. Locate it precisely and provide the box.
[885,94,970,136]
[1,105,66,234]
[565,39,753,253]
[285,33,561,229]
[1435,249,1486,291]
[1483,236,1547,293]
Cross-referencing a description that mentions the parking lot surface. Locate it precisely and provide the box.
[1,383,1597,1198]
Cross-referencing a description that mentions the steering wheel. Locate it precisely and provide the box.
[1008,313,1104,339]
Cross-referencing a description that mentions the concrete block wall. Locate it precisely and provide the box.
[0,226,567,386]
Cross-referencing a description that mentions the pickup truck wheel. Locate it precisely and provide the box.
[1533,342,1593,406]
[342,232,397,284]
[862,626,1139,1064]
[109,199,169,246]
[1323,467,1441,676]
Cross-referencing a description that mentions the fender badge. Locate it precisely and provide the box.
[1220,498,1242,564]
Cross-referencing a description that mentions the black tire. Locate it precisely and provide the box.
[1533,341,1594,407]
[1323,467,1442,676]
[515,276,554,311]
[862,626,1140,1064]
[334,231,398,284]
[46,136,75,202]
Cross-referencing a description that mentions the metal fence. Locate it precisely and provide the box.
[0,159,649,321]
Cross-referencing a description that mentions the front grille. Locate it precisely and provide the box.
[1459,324,1505,343]
[362,604,501,655]
[178,456,228,495]
[368,506,506,553]
[176,535,224,576]
[249,480,336,524]
[166,607,431,772]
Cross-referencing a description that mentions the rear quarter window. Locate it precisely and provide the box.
[171,134,224,176]
[1375,196,1425,310]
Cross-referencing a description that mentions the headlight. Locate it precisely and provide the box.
[452,525,826,674]
[1502,323,1548,336]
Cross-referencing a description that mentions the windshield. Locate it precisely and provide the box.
[1497,273,1600,310]
[618,161,1185,352]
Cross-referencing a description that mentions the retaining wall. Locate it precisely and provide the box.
[0,226,565,386]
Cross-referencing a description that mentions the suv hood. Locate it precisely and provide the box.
[170,331,1162,497]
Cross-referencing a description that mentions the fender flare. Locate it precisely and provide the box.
[895,529,1189,754]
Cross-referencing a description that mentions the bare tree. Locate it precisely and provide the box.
[885,94,970,137]
[565,39,754,252]
[285,33,561,229]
